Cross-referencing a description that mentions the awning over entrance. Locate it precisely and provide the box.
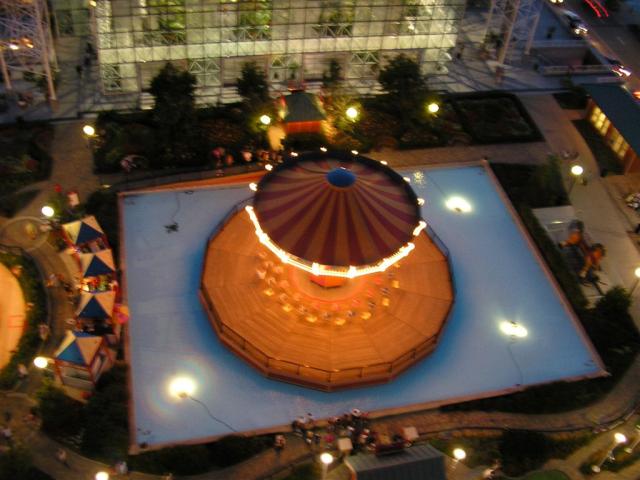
[344,444,446,480]
[584,84,640,160]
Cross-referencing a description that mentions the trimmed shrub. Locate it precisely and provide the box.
[80,367,129,461]
[130,445,212,475]
[207,435,271,467]
[36,384,85,438]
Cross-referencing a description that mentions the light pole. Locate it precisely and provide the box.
[568,164,584,195]
[452,447,466,469]
[630,267,640,295]
[169,377,237,432]
[591,432,627,473]
[624,424,640,454]
[33,356,49,369]
[346,106,359,121]
[320,452,334,480]
[41,205,55,219]
[83,124,96,149]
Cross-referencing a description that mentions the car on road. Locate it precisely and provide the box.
[561,10,589,37]
[605,58,632,77]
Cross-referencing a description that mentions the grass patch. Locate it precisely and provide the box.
[430,431,589,477]
[281,462,318,480]
[572,120,623,176]
[0,250,47,389]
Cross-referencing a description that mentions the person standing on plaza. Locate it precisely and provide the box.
[56,448,70,467]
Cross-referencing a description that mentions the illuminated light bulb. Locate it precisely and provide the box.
[265,164,273,171]
[417,198,425,206]
[320,147,327,152]
[249,183,258,191]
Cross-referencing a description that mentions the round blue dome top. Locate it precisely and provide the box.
[326,167,356,188]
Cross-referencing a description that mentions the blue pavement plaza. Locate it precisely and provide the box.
[122,164,603,447]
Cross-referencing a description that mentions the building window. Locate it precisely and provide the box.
[142,0,186,46]
[101,64,123,92]
[314,1,355,38]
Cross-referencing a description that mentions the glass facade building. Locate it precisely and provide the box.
[89,0,465,103]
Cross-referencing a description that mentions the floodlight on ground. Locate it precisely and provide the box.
[168,376,196,399]
[259,114,271,126]
[403,177,411,183]
[291,152,298,157]
[346,107,359,120]
[500,321,528,338]
[453,448,466,461]
[95,472,109,480]
[265,164,273,171]
[41,205,55,218]
[417,198,425,206]
[249,183,258,192]
[380,160,388,165]
[82,125,96,136]
[427,102,440,114]
[33,356,48,369]
[320,146,327,152]
[445,196,472,213]
[351,150,358,155]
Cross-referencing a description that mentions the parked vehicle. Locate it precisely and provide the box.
[561,10,589,37]
[605,57,631,77]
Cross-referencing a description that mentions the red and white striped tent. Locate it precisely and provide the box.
[252,151,422,269]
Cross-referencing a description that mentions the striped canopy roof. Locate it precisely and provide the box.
[253,152,421,267]
[62,215,104,245]
[80,249,115,278]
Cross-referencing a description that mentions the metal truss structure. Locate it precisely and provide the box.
[0,0,57,101]
[485,0,543,65]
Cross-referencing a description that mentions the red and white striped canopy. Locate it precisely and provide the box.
[253,153,421,267]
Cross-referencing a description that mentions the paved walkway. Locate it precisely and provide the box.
[2,94,640,479]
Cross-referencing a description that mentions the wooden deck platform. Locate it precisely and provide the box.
[200,210,454,391]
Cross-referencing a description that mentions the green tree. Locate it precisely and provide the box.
[237,62,270,105]
[378,54,428,122]
[322,58,342,91]
[149,63,204,168]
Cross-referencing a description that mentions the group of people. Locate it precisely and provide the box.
[211,146,285,174]
[284,408,380,455]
